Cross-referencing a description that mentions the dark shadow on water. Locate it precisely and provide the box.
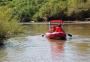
[0,40,5,47]
[0,39,8,48]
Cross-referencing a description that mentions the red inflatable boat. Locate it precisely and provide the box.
[45,20,66,40]
[45,32,66,40]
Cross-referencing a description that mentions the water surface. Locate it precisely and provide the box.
[0,24,90,62]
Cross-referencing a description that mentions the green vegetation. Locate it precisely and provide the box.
[8,0,90,21]
[1,0,90,22]
[0,5,25,44]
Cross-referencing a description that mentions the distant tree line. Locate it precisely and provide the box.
[0,0,90,22]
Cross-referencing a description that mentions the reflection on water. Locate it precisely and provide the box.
[48,39,66,62]
[0,24,90,62]
[48,39,65,55]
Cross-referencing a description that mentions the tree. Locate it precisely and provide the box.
[32,0,67,21]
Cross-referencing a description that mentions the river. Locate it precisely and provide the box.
[0,23,90,62]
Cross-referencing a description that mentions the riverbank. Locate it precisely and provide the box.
[20,21,90,25]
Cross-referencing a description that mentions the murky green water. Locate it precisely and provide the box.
[0,23,90,62]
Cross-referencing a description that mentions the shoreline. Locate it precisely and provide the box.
[20,21,90,25]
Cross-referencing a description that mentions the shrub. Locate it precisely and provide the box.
[0,6,25,43]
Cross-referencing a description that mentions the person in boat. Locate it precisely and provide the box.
[48,26,56,33]
[55,24,65,33]
[48,24,65,33]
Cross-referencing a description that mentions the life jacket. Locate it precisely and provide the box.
[55,26,64,33]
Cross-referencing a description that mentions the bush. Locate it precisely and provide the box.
[0,6,25,44]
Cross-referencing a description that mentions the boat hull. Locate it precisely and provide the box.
[45,32,66,40]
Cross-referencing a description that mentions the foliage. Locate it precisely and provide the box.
[7,0,47,22]
[0,0,90,22]
[32,0,67,21]
[0,6,25,41]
